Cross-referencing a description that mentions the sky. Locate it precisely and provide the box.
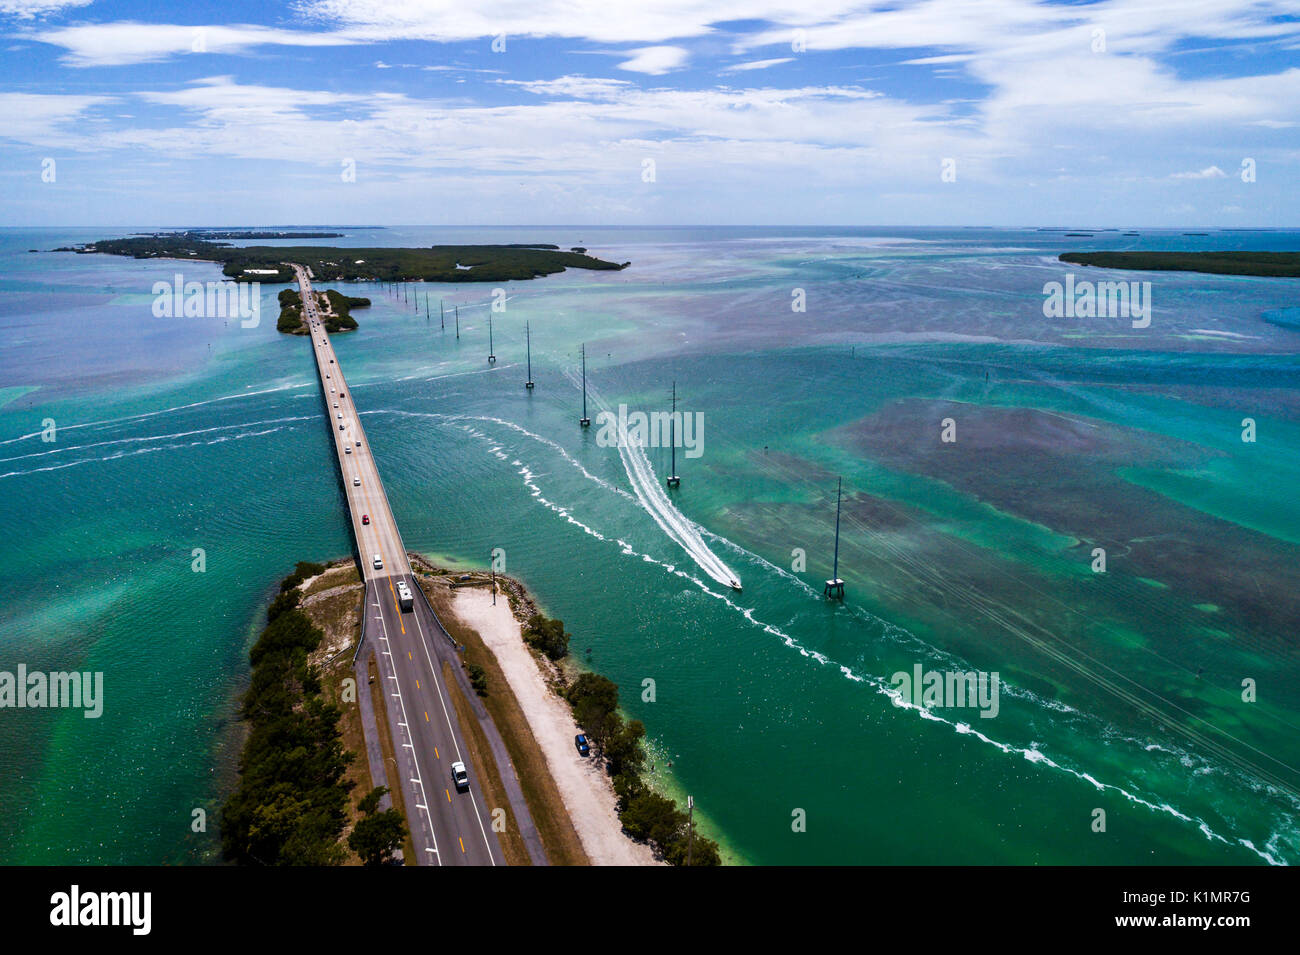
[1,0,1298,227]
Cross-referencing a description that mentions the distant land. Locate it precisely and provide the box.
[1060,250,1300,277]
[129,229,345,240]
[63,235,630,284]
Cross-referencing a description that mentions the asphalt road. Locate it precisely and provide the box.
[295,266,502,866]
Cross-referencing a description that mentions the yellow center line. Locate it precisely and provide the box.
[424,711,429,722]
[434,747,439,759]
[445,789,451,803]
[459,837,465,854]
[387,578,405,634]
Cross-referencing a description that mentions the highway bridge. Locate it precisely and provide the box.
[295,266,526,866]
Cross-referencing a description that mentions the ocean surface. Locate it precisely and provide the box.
[1,225,1298,865]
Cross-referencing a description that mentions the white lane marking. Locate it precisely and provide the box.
[369,582,441,864]
[407,590,498,865]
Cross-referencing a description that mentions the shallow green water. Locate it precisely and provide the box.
[1,226,1298,865]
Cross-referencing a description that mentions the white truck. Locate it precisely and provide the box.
[396,580,414,613]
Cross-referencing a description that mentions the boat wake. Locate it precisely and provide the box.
[422,407,1294,865]
[583,382,741,590]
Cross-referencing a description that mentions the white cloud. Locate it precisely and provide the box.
[1171,165,1228,179]
[24,21,360,66]
[722,57,794,72]
[0,91,109,146]
[496,75,633,100]
[0,0,91,19]
[617,45,688,75]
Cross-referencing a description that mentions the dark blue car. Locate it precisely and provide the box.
[575,734,590,757]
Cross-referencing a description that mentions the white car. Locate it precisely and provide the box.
[372,554,383,570]
[451,761,469,792]
[353,477,360,486]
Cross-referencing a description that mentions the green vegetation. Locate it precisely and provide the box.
[1059,250,1300,277]
[276,307,302,333]
[467,663,489,696]
[275,287,369,334]
[280,560,325,591]
[417,570,590,864]
[277,287,304,333]
[220,573,356,865]
[321,289,369,333]
[566,672,721,865]
[523,612,570,661]
[139,230,343,240]
[77,236,629,282]
[347,787,408,866]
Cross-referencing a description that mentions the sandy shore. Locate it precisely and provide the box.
[450,587,658,866]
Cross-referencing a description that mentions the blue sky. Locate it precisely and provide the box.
[2,0,1298,226]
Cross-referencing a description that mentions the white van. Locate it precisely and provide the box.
[372,554,383,570]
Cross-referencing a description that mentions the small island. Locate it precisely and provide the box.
[277,287,369,334]
[68,235,631,283]
[1059,250,1300,277]
[130,229,346,240]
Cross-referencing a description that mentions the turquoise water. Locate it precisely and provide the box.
[2,226,1298,865]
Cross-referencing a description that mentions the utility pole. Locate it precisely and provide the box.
[686,795,694,866]
[579,342,590,427]
[666,381,680,488]
[525,321,534,389]
[824,477,845,599]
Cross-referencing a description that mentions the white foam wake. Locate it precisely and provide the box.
[585,383,740,589]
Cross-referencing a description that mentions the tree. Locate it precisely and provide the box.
[467,664,488,696]
[348,810,407,866]
[665,832,722,867]
[524,613,570,660]
[567,672,621,747]
[604,718,646,778]
[357,786,388,816]
[620,790,684,847]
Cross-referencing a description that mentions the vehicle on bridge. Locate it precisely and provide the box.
[372,553,383,569]
[396,580,414,612]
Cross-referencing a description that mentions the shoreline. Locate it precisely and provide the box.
[409,555,661,865]
[285,554,667,864]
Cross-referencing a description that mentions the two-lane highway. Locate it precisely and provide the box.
[294,265,503,866]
